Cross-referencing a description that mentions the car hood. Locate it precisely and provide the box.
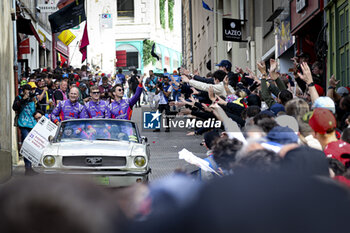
[46,141,144,156]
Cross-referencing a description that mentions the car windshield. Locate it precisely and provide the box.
[56,120,139,143]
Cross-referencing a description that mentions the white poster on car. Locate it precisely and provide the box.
[20,116,58,166]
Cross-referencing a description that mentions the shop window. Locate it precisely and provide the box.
[117,0,134,17]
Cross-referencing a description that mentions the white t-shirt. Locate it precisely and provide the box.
[158,85,173,105]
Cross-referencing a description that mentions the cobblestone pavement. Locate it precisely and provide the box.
[131,106,207,181]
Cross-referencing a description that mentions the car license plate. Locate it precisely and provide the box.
[94,176,110,185]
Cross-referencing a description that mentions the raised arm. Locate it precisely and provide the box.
[298,62,319,103]
[129,76,143,107]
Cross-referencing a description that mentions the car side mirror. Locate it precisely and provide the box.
[48,135,54,144]
[141,136,148,144]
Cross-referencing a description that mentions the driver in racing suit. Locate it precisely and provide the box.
[106,75,143,120]
[51,87,88,135]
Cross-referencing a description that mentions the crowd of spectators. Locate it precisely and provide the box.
[6,53,350,232]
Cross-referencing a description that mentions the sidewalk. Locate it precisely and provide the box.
[12,158,25,177]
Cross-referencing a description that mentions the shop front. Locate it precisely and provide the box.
[290,0,326,86]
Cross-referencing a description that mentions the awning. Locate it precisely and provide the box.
[17,16,41,44]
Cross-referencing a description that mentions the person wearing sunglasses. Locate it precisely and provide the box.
[107,76,143,120]
[85,86,108,118]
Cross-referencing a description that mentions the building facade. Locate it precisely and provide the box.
[0,0,15,182]
[16,0,55,72]
[182,0,277,76]
[326,0,349,87]
[69,0,182,75]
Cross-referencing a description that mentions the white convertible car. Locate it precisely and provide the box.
[33,119,151,187]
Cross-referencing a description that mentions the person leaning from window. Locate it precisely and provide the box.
[12,84,37,175]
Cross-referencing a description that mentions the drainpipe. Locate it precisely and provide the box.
[12,0,18,96]
[189,0,193,69]
[213,0,217,69]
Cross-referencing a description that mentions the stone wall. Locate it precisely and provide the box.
[0,0,15,182]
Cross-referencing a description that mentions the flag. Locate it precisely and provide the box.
[151,43,160,61]
[58,53,67,65]
[58,30,76,46]
[202,0,213,11]
[79,23,89,63]
[48,0,86,33]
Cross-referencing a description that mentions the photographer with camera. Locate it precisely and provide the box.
[12,84,38,175]
[35,77,50,114]
[145,70,159,110]
[154,76,173,132]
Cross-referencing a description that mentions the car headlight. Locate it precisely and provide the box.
[43,155,56,167]
[134,156,146,167]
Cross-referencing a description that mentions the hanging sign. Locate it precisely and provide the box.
[222,18,244,42]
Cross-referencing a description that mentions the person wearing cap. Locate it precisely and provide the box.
[170,70,182,106]
[336,87,349,97]
[308,108,338,150]
[306,108,350,166]
[216,59,239,88]
[312,96,336,114]
[12,84,37,175]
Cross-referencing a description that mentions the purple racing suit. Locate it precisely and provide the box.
[85,100,109,118]
[106,85,142,120]
[51,99,88,124]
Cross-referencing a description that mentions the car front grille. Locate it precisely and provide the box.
[62,156,127,167]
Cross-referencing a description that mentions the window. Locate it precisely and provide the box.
[117,0,134,17]
[116,44,139,69]
[337,3,349,86]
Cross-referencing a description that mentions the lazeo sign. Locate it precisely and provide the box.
[222,18,243,42]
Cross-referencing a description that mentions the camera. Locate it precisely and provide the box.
[297,64,303,74]
[29,92,36,98]
[156,81,163,89]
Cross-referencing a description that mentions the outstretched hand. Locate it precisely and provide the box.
[181,75,190,83]
[297,62,313,84]
[246,67,258,81]
[257,61,267,75]
[208,86,215,102]
[329,74,340,88]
